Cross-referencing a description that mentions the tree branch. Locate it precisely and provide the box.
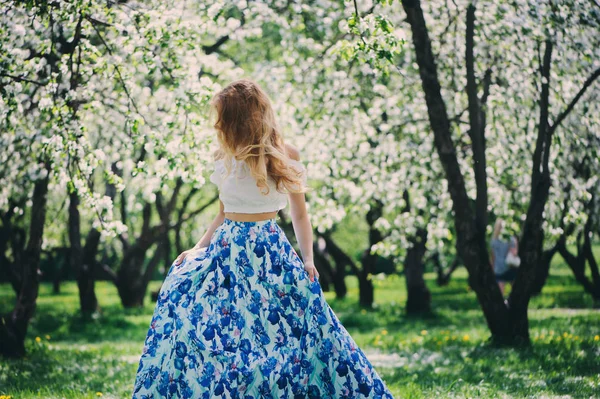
[549,66,600,135]
[0,73,47,86]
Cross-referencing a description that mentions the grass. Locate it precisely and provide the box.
[1,255,599,398]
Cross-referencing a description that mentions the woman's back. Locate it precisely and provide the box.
[491,237,510,274]
[210,157,306,214]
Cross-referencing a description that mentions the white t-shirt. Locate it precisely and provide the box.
[209,157,307,213]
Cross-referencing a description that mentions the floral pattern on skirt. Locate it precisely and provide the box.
[132,218,394,398]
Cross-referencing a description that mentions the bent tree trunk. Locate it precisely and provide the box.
[117,236,164,308]
[320,233,355,300]
[556,218,600,304]
[318,233,349,299]
[0,173,50,357]
[430,252,461,286]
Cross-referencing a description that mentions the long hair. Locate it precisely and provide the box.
[209,79,308,195]
[492,219,504,240]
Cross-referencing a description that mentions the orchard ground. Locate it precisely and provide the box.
[1,251,599,399]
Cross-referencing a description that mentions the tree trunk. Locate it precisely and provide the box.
[357,270,374,308]
[48,249,60,294]
[401,0,512,342]
[0,172,50,357]
[556,226,600,303]
[0,204,26,295]
[69,192,99,315]
[584,233,600,306]
[359,201,384,308]
[312,239,332,292]
[405,227,431,314]
[430,251,461,286]
[333,252,348,299]
[530,246,558,296]
[402,0,600,345]
[117,244,156,308]
[320,233,353,300]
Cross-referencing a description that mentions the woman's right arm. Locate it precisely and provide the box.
[175,200,225,265]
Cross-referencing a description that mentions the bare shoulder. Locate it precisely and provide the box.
[284,143,301,161]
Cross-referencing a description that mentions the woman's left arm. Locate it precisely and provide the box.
[285,144,319,282]
[289,190,319,282]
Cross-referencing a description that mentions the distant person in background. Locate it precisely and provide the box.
[490,219,519,296]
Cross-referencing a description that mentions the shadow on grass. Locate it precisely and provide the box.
[28,304,151,343]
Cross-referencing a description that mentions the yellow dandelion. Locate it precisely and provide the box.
[563,332,569,338]
[96,393,103,397]
[45,335,51,340]
[462,334,470,342]
[381,329,388,335]
[35,336,41,343]
[420,330,428,336]
[594,335,599,342]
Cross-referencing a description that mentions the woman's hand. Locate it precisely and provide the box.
[304,260,320,282]
[174,249,192,266]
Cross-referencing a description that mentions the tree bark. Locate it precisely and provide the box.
[0,171,50,357]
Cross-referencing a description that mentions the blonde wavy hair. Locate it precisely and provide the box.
[210,79,308,195]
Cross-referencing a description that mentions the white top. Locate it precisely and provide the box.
[209,157,307,213]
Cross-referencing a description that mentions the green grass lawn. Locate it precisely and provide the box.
[1,257,599,398]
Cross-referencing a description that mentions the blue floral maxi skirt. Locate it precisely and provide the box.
[132,218,394,398]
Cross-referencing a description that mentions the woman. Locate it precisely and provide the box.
[132,79,394,398]
[490,219,518,295]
